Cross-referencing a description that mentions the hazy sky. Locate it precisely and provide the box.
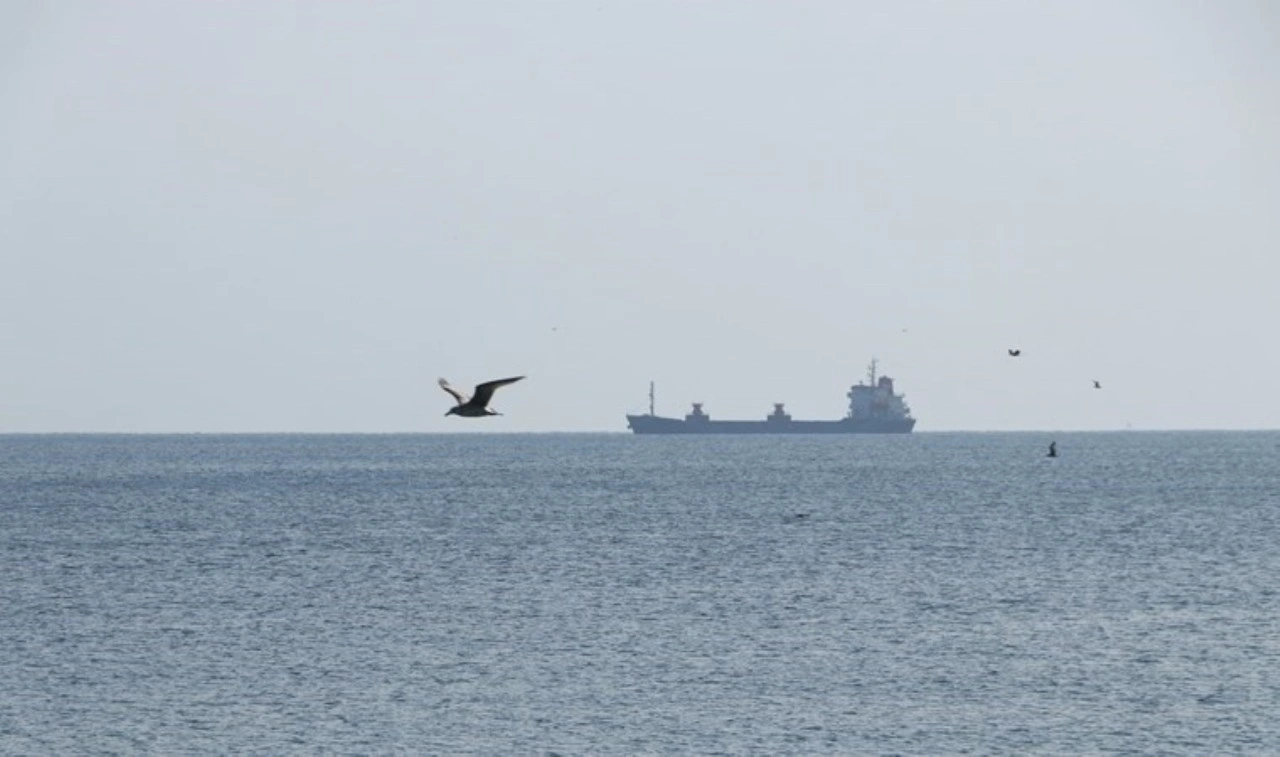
[3,2,1278,432]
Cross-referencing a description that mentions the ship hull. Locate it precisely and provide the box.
[626,414,915,434]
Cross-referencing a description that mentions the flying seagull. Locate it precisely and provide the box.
[1093,380,1102,389]
[439,376,524,417]
[1008,349,1021,357]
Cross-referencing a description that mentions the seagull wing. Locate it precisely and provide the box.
[471,376,524,408]
[438,378,469,404]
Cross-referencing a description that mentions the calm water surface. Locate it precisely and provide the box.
[2,432,1278,754]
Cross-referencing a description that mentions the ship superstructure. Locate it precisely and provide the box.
[846,359,913,426]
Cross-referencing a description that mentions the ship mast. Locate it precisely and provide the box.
[867,358,878,386]
[649,381,655,416]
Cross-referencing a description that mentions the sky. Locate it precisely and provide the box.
[2,1,1279,433]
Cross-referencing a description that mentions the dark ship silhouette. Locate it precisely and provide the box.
[626,360,916,434]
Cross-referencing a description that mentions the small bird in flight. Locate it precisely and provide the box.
[1093,380,1102,389]
[1008,349,1021,357]
[439,376,524,417]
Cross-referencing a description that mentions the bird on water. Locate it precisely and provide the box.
[439,376,525,417]
[1047,441,1058,458]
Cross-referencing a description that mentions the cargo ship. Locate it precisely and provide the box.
[626,359,916,434]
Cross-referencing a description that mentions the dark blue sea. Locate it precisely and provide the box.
[2,432,1278,754]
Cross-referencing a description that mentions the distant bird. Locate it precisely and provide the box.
[1047,441,1058,458]
[1093,380,1102,389]
[439,376,524,417]
[1008,349,1021,357]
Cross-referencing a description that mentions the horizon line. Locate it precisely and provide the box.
[2,428,1278,436]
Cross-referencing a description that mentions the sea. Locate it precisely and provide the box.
[1,431,1277,755]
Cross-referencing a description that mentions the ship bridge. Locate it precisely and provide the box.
[846,359,913,422]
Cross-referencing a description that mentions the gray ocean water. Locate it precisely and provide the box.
[1,432,1278,755]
